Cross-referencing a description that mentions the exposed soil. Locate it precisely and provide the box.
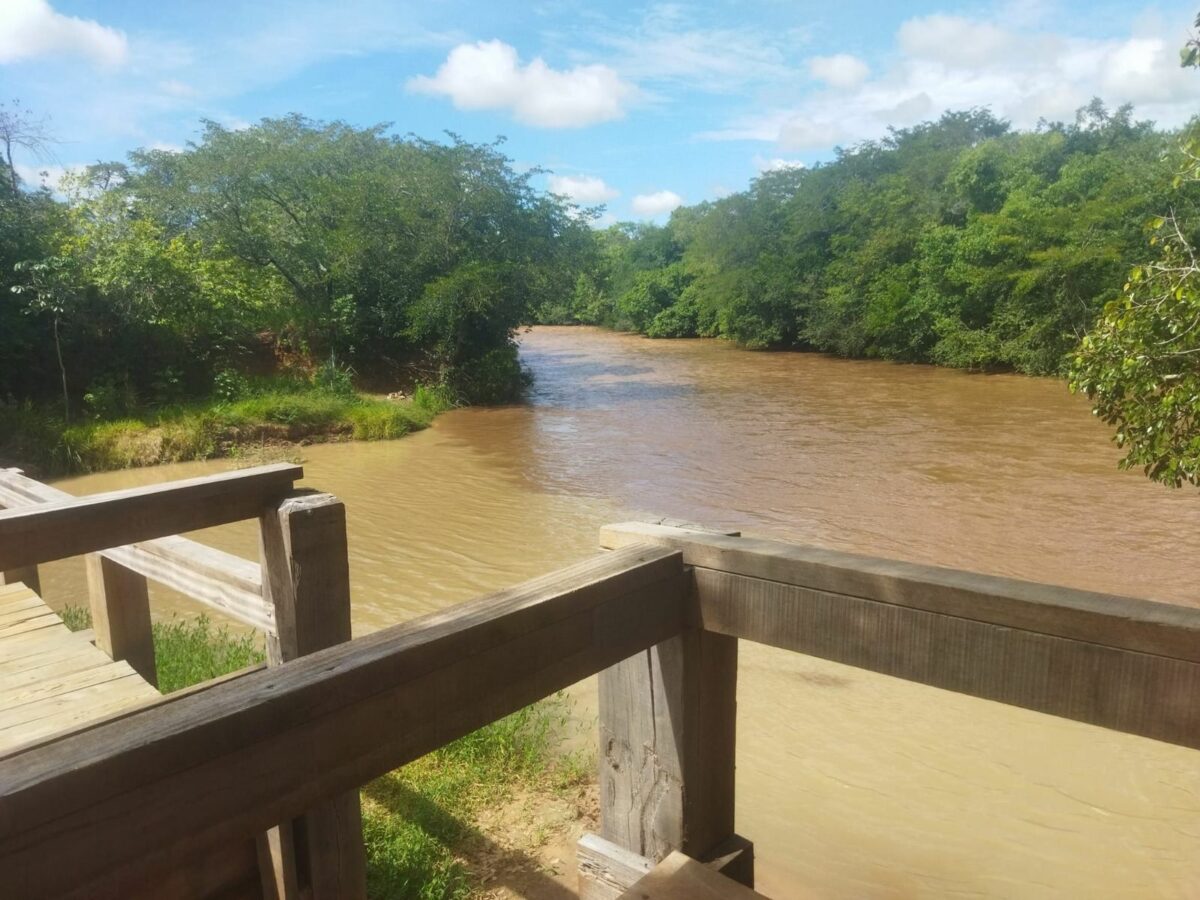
[465,781,599,899]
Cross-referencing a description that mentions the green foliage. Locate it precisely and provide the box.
[311,353,357,398]
[60,606,264,694]
[1071,174,1200,486]
[548,103,1174,377]
[2,379,443,475]
[362,693,580,900]
[3,114,588,417]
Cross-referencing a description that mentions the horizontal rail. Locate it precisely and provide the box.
[0,463,302,572]
[602,522,1200,750]
[0,543,687,899]
[0,470,270,633]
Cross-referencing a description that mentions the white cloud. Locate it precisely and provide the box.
[631,189,683,217]
[755,155,806,173]
[14,161,85,195]
[0,0,126,68]
[808,53,869,89]
[593,5,792,92]
[547,174,618,203]
[702,10,1200,153]
[896,15,1017,69]
[408,40,635,128]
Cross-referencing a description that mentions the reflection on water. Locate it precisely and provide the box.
[38,326,1200,898]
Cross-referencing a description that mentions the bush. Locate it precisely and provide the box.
[444,346,530,405]
[311,353,357,398]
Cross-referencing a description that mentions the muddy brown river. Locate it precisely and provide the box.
[37,326,1200,898]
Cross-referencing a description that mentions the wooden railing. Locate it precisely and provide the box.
[0,468,274,683]
[0,464,367,898]
[2,499,1198,899]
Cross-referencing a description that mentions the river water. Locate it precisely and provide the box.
[39,326,1200,898]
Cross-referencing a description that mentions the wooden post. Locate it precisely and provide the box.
[259,492,367,900]
[0,473,41,594]
[0,564,40,594]
[85,553,156,686]
[597,622,741,866]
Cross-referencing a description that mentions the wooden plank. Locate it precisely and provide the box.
[0,463,302,571]
[616,851,768,900]
[600,522,1200,664]
[0,662,144,711]
[578,833,754,900]
[0,468,270,630]
[0,613,60,636]
[0,543,687,900]
[599,625,739,865]
[0,566,40,595]
[258,492,363,900]
[86,553,157,686]
[578,833,653,900]
[694,567,1200,750]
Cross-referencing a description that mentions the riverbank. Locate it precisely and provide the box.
[60,604,593,900]
[0,381,455,477]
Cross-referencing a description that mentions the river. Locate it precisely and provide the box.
[37,326,1200,898]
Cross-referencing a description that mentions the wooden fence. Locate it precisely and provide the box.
[1,473,1198,899]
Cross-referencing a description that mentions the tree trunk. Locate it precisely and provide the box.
[53,315,69,423]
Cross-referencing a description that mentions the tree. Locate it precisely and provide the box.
[0,101,56,196]
[1067,18,1200,486]
[12,256,82,421]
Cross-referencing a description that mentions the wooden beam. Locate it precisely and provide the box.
[86,554,156,687]
[695,567,1200,750]
[616,850,768,900]
[259,493,363,900]
[600,522,1200,664]
[0,544,687,899]
[0,463,302,571]
[598,624,739,865]
[578,833,754,900]
[0,470,269,632]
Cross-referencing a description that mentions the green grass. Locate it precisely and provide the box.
[59,605,583,899]
[0,380,456,476]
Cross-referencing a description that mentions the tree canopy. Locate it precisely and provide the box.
[1,116,592,410]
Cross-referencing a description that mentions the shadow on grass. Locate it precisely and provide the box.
[362,777,578,900]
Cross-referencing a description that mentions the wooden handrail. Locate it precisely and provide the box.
[0,470,270,632]
[0,544,687,899]
[601,522,1200,750]
[0,463,302,571]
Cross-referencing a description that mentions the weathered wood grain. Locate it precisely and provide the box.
[0,463,301,571]
[598,624,738,864]
[600,522,1200,664]
[258,492,364,900]
[694,567,1200,750]
[86,553,157,686]
[616,850,769,900]
[0,544,686,899]
[577,832,754,900]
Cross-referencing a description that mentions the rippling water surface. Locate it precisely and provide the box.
[40,326,1200,898]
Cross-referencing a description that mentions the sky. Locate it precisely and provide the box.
[2,0,1200,223]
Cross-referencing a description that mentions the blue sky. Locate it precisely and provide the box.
[2,0,1199,222]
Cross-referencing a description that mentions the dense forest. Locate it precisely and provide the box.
[4,99,1200,480]
[0,115,591,415]
[548,101,1194,378]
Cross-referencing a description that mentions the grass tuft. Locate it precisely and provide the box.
[1,379,457,476]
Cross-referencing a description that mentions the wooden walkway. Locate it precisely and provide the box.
[0,581,158,755]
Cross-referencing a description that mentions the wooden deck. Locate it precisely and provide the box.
[0,581,158,755]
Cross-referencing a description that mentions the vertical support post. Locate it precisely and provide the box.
[85,553,156,686]
[597,622,741,866]
[0,564,41,594]
[0,476,41,594]
[259,492,367,900]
